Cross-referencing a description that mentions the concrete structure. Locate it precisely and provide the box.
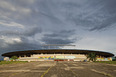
[3,57,9,61]
[2,49,114,61]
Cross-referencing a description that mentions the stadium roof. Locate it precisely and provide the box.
[2,49,114,57]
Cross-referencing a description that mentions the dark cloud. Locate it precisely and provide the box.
[64,0,116,31]
[42,37,75,44]
[0,0,116,58]
[0,42,42,59]
[0,36,42,58]
[44,30,75,38]
[0,26,42,36]
[42,30,77,45]
[89,17,116,31]
[1,0,116,31]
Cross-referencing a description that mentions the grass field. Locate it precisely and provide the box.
[0,61,28,65]
[95,61,116,64]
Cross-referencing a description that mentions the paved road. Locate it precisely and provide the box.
[0,61,116,77]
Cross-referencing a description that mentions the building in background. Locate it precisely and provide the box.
[2,49,114,61]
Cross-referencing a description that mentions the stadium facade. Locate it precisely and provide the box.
[2,49,114,61]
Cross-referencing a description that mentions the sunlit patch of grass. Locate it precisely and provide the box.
[95,61,116,64]
[0,61,28,65]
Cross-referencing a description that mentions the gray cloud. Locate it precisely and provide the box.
[0,26,42,36]
[0,42,42,59]
[41,30,78,46]
[44,30,75,38]
[0,36,42,57]
[89,15,116,31]
[63,0,116,31]
[1,0,116,31]
[42,37,76,44]
[0,0,116,58]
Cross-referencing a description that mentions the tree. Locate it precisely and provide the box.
[11,56,18,61]
[112,56,116,61]
[87,53,96,62]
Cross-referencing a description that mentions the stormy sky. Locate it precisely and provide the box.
[0,0,116,58]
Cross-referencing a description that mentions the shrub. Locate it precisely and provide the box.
[11,56,18,61]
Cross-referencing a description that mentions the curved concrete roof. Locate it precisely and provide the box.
[2,49,114,57]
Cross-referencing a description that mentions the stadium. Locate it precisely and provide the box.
[2,44,114,61]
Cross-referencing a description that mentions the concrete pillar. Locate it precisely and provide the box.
[24,55,26,57]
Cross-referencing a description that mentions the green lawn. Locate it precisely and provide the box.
[95,61,116,64]
[0,61,28,65]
